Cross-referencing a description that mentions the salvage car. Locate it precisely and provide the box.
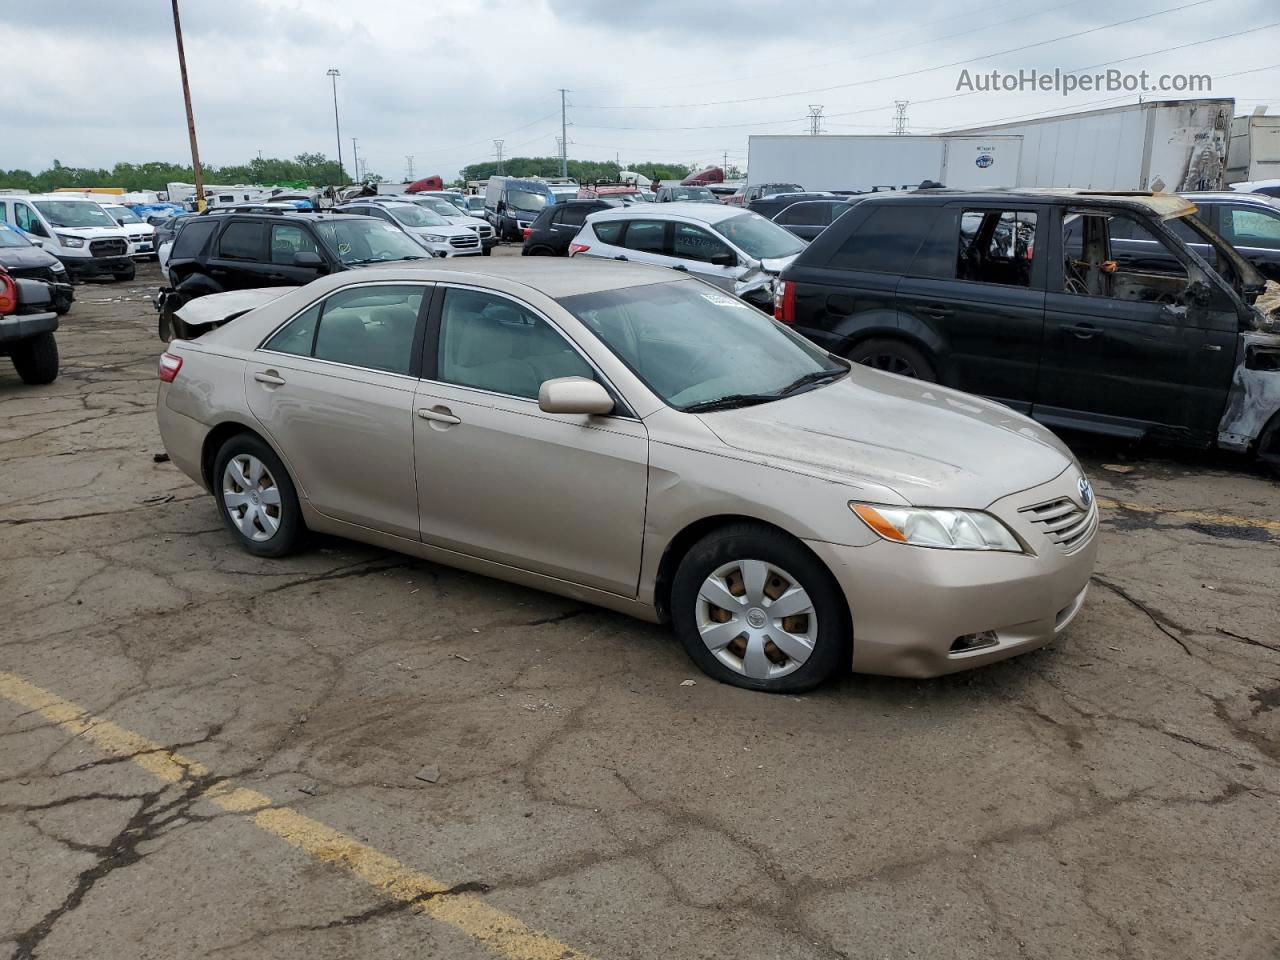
[776,189,1280,469]
[334,200,482,257]
[155,211,427,339]
[155,259,1098,692]
[399,195,497,253]
[771,198,860,241]
[0,194,134,281]
[655,186,718,203]
[0,222,74,314]
[0,265,59,384]
[101,203,158,260]
[522,200,615,257]
[1179,192,1280,282]
[570,203,806,311]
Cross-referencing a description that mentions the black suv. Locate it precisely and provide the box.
[521,200,614,257]
[771,198,860,241]
[157,211,427,338]
[777,189,1280,458]
[746,193,834,221]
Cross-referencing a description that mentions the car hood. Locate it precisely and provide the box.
[174,287,294,331]
[404,224,478,238]
[49,225,129,240]
[0,245,61,270]
[696,369,1074,509]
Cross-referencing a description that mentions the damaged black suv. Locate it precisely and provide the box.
[775,189,1280,467]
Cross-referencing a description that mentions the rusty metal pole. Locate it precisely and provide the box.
[170,0,205,211]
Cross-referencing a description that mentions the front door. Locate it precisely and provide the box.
[1215,202,1280,283]
[1036,208,1236,441]
[246,282,429,539]
[413,286,648,597]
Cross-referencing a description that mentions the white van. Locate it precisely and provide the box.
[100,203,157,260]
[0,194,135,280]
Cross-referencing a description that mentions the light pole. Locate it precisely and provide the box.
[170,0,205,210]
[326,68,345,185]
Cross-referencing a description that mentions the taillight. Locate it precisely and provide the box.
[774,280,796,324]
[158,352,183,383]
[569,243,590,256]
[522,227,532,241]
[0,272,16,315]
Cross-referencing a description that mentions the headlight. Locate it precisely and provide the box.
[849,502,1022,552]
[50,261,66,272]
[422,234,446,243]
[56,234,86,248]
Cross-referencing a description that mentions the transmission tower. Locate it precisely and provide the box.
[893,101,910,135]
[807,104,824,136]
[405,155,415,180]
[494,139,505,175]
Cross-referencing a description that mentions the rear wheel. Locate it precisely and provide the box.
[526,246,555,257]
[213,434,303,557]
[671,523,849,693]
[11,332,59,384]
[1257,413,1280,479]
[846,338,936,381]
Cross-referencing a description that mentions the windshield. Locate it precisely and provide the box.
[33,200,117,229]
[386,205,447,227]
[561,280,842,410]
[446,195,470,212]
[105,206,143,224]
[465,197,485,211]
[711,213,806,259]
[413,197,459,217]
[508,189,549,213]
[670,188,715,201]
[312,219,425,264]
[0,224,33,248]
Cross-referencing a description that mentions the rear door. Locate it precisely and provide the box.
[246,282,430,538]
[548,204,593,253]
[614,219,671,267]
[206,219,275,290]
[1215,201,1280,282]
[896,203,1046,411]
[265,223,329,285]
[1037,207,1236,441]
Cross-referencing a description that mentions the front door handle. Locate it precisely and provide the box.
[254,370,286,385]
[672,264,689,272]
[614,255,629,262]
[919,303,952,320]
[1067,323,1099,339]
[265,272,287,281]
[417,407,461,425]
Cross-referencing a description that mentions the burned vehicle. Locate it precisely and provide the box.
[775,189,1280,470]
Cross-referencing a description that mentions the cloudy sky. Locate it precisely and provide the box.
[3,0,1278,181]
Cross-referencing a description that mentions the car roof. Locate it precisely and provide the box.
[872,188,1198,218]
[1182,191,1280,206]
[590,202,752,223]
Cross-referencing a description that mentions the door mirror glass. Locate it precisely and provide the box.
[538,377,614,415]
[28,235,44,247]
[293,250,324,268]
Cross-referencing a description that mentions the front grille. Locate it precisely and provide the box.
[1019,496,1097,554]
[90,238,128,257]
[470,224,493,238]
[6,265,57,283]
[449,234,479,249]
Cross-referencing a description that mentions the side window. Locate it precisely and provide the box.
[557,206,589,228]
[828,206,937,274]
[270,225,321,264]
[312,285,425,375]
[955,209,1036,287]
[0,203,8,222]
[1062,213,1189,303]
[15,204,39,233]
[621,220,667,255]
[593,220,624,244]
[790,203,831,227]
[171,219,218,259]
[671,223,732,263]
[216,221,266,261]
[1226,207,1280,250]
[263,302,322,356]
[437,289,594,400]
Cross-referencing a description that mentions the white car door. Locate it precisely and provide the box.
[669,221,745,293]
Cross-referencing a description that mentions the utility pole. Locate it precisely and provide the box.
[559,88,569,178]
[494,140,504,175]
[326,68,345,184]
[405,155,415,181]
[893,100,910,135]
[169,0,205,210]
[807,104,824,136]
[351,138,360,182]
[723,150,728,172]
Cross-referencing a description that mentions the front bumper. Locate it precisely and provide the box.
[808,470,1100,678]
[60,255,133,278]
[0,310,59,346]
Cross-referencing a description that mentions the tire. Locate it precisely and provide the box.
[1256,413,1280,479]
[670,523,850,693]
[113,265,136,282]
[11,332,59,385]
[526,246,554,257]
[482,246,493,256]
[212,433,303,558]
[846,338,937,382]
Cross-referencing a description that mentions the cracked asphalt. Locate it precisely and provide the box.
[2,259,1279,960]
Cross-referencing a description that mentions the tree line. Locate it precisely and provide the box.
[0,154,357,193]
[459,157,695,183]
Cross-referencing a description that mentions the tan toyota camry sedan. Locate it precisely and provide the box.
[156,259,1098,693]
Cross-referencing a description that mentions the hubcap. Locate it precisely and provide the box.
[696,559,817,681]
[859,354,917,378]
[222,454,282,542]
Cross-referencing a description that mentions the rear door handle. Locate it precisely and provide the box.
[265,272,287,281]
[254,371,286,385]
[672,264,689,272]
[417,407,461,425]
[919,303,952,319]
[1067,323,1099,340]
[614,255,629,262]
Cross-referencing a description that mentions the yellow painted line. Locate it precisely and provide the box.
[0,671,590,960]
[1096,496,1280,535]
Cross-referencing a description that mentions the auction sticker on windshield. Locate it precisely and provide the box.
[701,292,752,310]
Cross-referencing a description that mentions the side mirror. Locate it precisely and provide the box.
[1186,279,1213,306]
[27,235,44,248]
[538,377,614,415]
[294,251,324,268]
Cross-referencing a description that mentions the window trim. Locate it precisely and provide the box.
[256,280,434,379]
[422,282,638,420]
[948,204,1044,290]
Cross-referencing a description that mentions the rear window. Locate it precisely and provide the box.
[171,219,218,259]
[592,219,625,244]
[827,205,936,274]
[554,206,591,228]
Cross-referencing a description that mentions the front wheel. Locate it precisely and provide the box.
[113,265,136,282]
[213,434,303,557]
[671,523,850,693]
[11,332,59,384]
[846,338,936,381]
[482,246,493,256]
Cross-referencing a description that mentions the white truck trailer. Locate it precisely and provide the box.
[951,98,1232,192]
[746,135,1022,193]
[1226,108,1280,184]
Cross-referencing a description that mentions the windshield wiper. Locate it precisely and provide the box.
[776,366,847,396]
[347,255,424,265]
[681,393,778,413]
